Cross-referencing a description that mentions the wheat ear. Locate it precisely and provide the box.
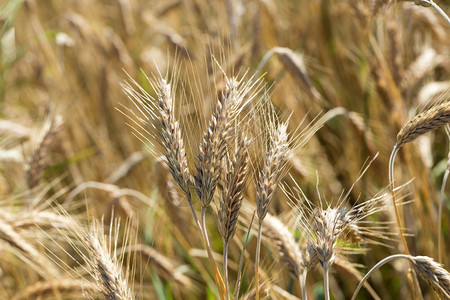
[219,135,250,299]
[86,233,133,300]
[255,123,289,300]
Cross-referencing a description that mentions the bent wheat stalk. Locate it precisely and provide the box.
[389,100,450,255]
[351,254,450,300]
[389,100,450,298]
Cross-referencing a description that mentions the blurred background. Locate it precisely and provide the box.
[0,0,449,299]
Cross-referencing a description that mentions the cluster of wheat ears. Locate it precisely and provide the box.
[1,0,450,299]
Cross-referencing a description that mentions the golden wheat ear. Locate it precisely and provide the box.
[397,100,450,146]
[85,220,134,300]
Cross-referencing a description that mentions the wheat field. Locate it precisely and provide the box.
[0,0,450,299]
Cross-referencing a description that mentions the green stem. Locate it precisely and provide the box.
[438,168,449,262]
[301,269,308,300]
[223,241,229,300]
[255,219,263,300]
[388,145,410,255]
[323,264,330,300]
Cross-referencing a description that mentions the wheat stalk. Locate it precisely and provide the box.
[389,100,450,254]
[255,123,289,300]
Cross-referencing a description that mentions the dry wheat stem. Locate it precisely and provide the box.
[255,219,263,300]
[438,167,449,263]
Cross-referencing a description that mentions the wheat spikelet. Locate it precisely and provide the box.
[26,115,63,189]
[262,213,303,279]
[156,79,192,196]
[86,231,133,300]
[219,136,250,243]
[256,123,289,220]
[194,77,239,207]
[397,100,450,146]
[12,279,98,300]
[411,256,450,299]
